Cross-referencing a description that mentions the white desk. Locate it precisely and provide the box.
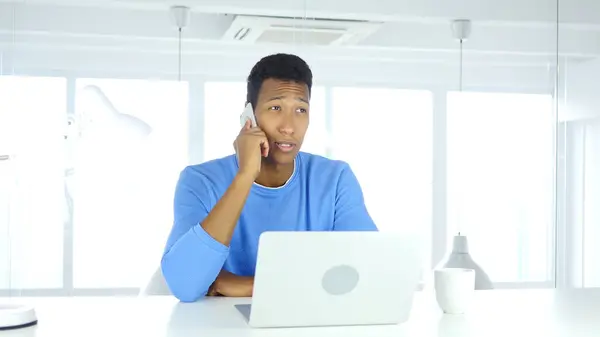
[2,289,599,337]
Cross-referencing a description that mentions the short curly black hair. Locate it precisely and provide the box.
[246,53,313,110]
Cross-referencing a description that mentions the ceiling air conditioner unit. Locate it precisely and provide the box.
[222,15,381,46]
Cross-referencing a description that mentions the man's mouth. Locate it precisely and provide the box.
[274,142,296,153]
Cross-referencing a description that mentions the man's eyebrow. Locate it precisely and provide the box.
[266,96,309,104]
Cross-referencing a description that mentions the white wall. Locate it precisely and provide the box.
[0,50,556,93]
[560,58,600,121]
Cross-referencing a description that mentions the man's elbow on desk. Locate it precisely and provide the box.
[175,289,207,303]
[161,258,213,303]
[162,272,210,303]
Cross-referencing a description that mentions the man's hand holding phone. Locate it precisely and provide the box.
[234,119,269,179]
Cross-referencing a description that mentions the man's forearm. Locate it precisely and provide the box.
[200,172,254,246]
[215,276,254,297]
[209,270,254,297]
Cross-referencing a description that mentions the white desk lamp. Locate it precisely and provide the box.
[0,85,152,330]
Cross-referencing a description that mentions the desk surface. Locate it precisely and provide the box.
[2,289,599,337]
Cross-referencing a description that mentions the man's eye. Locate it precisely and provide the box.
[297,108,308,114]
[269,106,281,111]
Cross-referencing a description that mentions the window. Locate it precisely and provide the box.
[1,74,564,294]
[330,87,433,272]
[0,76,67,290]
[72,78,188,288]
[203,82,327,162]
[447,91,554,283]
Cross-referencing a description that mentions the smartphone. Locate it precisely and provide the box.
[240,103,257,128]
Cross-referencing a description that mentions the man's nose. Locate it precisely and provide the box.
[278,113,295,135]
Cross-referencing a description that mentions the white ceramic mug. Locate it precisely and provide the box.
[434,268,475,314]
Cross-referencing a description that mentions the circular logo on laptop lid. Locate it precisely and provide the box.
[321,265,359,295]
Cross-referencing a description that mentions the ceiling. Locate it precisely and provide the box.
[0,0,596,23]
[0,0,597,88]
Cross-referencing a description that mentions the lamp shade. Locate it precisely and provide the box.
[79,85,152,139]
[441,235,494,290]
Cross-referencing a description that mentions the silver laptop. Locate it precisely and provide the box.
[235,231,424,328]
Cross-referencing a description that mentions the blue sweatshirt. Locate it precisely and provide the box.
[161,152,377,302]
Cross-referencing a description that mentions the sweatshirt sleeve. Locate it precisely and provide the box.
[333,162,379,231]
[161,167,229,302]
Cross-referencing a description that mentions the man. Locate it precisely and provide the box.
[161,53,377,302]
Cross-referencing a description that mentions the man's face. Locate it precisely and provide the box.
[254,78,310,165]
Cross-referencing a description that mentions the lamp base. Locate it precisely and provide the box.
[0,304,37,330]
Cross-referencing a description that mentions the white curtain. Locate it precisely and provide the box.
[564,117,600,288]
[582,119,600,286]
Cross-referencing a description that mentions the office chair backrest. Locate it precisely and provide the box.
[139,267,171,296]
